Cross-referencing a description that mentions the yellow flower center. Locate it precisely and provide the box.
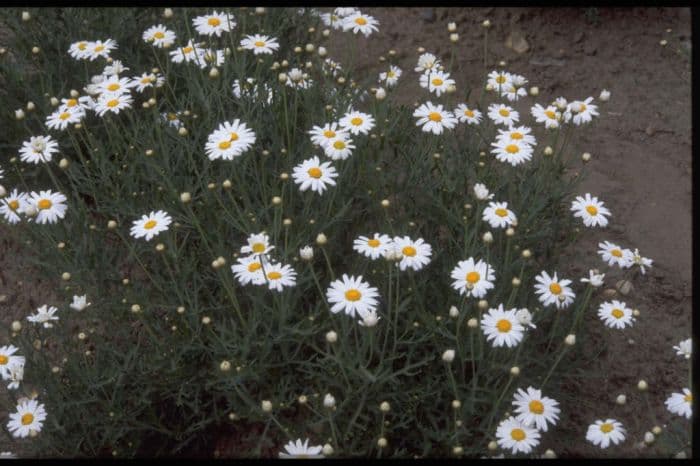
[510,428,526,441]
[229,132,239,141]
[267,271,282,280]
[529,400,545,414]
[154,31,165,39]
[333,140,346,150]
[367,239,380,248]
[387,71,395,78]
[107,99,119,108]
[345,289,362,301]
[208,17,221,26]
[549,283,562,295]
[78,42,87,50]
[495,208,508,217]
[8,200,20,211]
[579,103,587,112]
[496,75,506,84]
[465,110,474,118]
[21,413,34,426]
[247,262,262,272]
[600,423,614,434]
[611,308,624,319]
[254,41,266,47]
[402,246,416,257]
[183,46,194,54]
[37,199,52,210]
[499,108,510,117]
[323,130,336,138]
[141,78,150,84]
[431,78,444,86]
[167,113,178,121]
[684,393,692,402]
[59,112,71,120]
[428,112,442,122]
[586,205,598,215]
[252,243,266,253]
[0,355,7,364]
[219,141,231,150]
[611,249,622,258]
[505,144,519,154]
[66,99,78,107]
[510,132,523,140]
[307,167,322,179]
[94,45,105,52]
[496,319,512,333]
[466,271,480,284]
[355,17,367,25]
[350,117,363,126]
[545,110,557,119]
[107,83,120,91]
[143,220,157,230]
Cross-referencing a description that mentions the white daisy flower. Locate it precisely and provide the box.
[580,270,605,287]
[322,58,343,77]
[413,101,458,135]
[240,34,279,55]
[28,190,67,224]
[567,97,599,125]
[102,60,129,76]
[495,416,540,455]
[45,106,83,131]
[326,274,379,318]
[454,104,482,125]
[515,308,536,329]
[68,40,91,60]
[533,271,576,310]
[665,389,692,419]
[597,300,635,329]
[131,72,165,93]
[673,338,691,359]
[231,255,267,286]
[262,263,297,292]
[0,345,25,380]
[473,183,494,201]
[19,135,59,164]
[143,24,176,48]
[481,305,525,348]
[61,96,92,113]
[240,232,274,258]
[192,11,236,37]
[491,138,533,166]
[450,258,495,298]
[597,241,634,268]
[0,189,29,224]
[161,112,183,129]
[169,40,205,65]
[323,135,355,160]
[342,12,379,37]
[285,68,313,89]
[496,125,537,146]
[487,103,519,126]
[531,103,561,129]
[205,119,256,161]
[571,193,612,228]
[334,7,358,17]
[200,48,225,69]
[392,236,432,271]
[482,201,517,229]
[353,233,392,260]
[320,12,344,30]
[7,399,47,438]
[94,93,133,117]
[502,83,528,102]
[339,110,375,135]
[292,156,338,194]
[357,308,381,327]
[85,39,117,61]
[308,122,349,148]
[379,65,402,87]
[487,70,513,93]
[512,387,560,432]
[630,248,653,275]
[129,210,172,241]
[6,362,23,390]
[553,96,568,111]
[27,304,59,328]
[419,70,455,97]
[278,438,324,458]
[97,75,134,97]
[69,295,91,311]
[586,419,626,449]
[415,52,440,74]
[232,78,273,104]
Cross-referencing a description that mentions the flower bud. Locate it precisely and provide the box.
[543,449,556,459]
[50,97,59,106]
[482,231,493,244]
[62,272,71,281]
[220,360,231,372]
[616,394,627,405]
[643,432,655,445]
[375,87,386,100]
[272,196,282,205]
[380,401,391,413]
[637,380,648,391]
[582,152,591,162]
[529,86,539,96]
[323,393,336,408]
[209,67,220,79]
[261,400,272,412]
[565,334,576,346]
[544,146,553,156]
[442,349,456,363]
[15,109,25,120]
[163,8,173,18]
[467,318,478,328]
[599,89,611,102]
[26,101,36,111]
[21,11,31,21]
[449,306,459,318]
[316,233,327,245]
[449,33,459,43]
[11,321,22,332]
[278,72,288,83]
[322,444,334,456]
[299,246,314,261]
[488,440,498,451]
[325,330,337,343]
[178,127,188,136]
[510,366,520,376]
[652,426,662,435]
[377,438,388,448]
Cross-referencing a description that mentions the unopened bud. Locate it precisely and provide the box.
[442,349,456,363]
[325,330,337,343]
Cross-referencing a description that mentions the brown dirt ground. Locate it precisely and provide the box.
[0,6,692,458]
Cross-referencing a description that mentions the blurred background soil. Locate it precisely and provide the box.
[0,6,692,457]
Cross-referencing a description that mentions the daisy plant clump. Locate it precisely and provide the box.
[0,6,661,459]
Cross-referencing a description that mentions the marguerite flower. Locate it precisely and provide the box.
[240,232,274,257]
[392,236,432,271]
[580,270,605,287]
[379,65,402,87]
[491,138,533,166]
[308,122,349,148]
[285,68,313,89]
[496,125,537,146]
[487,70,512,92]
[597,300,635,329]
[240,34,279,55]
[515,308,536,329]
[673,338,691,359]
[320,12,344,30]
[262,263,297,292]
[454,104,482,125]
[200,48,225,69]
[231,255,267,286]
[85,39,117,61]
[413,102,457,135]
[482,201,517,229]
[571,193,611,228]
[232,78,273,104]
[131,72,165,93]
[419,70,455,97]
[502,82,528,102]
[512,387,560,432]
[567,97,598,125]
[192,11,236,37]
[292,156,338,194]
[533,271,576,309]
[488,103,519,126]
[102,60,129,76]
[495,416,540,455]
[68,40,91,60]
[278,438,324,458]
[97,75,134,97]
[631,248,653,275]
[7,399,47,438]
[339,110,375,135]
[6,362,23,390]
[205,119,256,161]
[415,53,440,74]
[531,103,561,129]
[169,40,205,65]
[481,305,525,348]
[326,274,379,318]
[353,233,392,260]
[69,295,91,311]
[45,106,83,130]
[143,24,176,48]
[323,135,355,160]
[0,346,25,380]
[129,210,172,241]
[586,419,626,449]
[27,305,59,328]
[450,258,495,298]
[0,189,29,224]
[28,190,67,224]
[342,11,379,37]
[19,135,59,164]
[94,93,133,117]
[665,389,692,419]
[597,241,634,268]
[473,183,494,201]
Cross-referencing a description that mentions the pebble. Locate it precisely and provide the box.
[505,31,530,54]
[616,280,633,296]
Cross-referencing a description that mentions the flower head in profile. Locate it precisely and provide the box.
[130,210,172,241]
[665,389,692,419]
[580,270,605,287]
[379,65,402,87]
[169,40,205,65]
[630,248,653,275]
[278,438,324,458]
[27,305,59,328]
[70,295,91,311]
[673,338,691,359]
[415,52,440,74]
